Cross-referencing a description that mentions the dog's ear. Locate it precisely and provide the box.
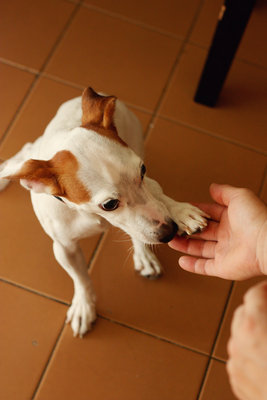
[0,151,90,203]
[1,158,64,195]
[81,87,117,130]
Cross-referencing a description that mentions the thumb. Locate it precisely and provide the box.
[209,183,240,207]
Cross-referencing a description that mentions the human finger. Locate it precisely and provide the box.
[191,220,219,241]
[227,359,251,400]
[169,237,216,259]
[209,183,242,207]
[231,305,245,336]
[178,256,216,276]
[244,281,267,323]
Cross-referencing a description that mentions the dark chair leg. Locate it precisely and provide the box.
[194,0,256,107]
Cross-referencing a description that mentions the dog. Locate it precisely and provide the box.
[0,87,208,337]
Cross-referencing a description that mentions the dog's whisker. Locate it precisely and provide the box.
[121,245,134,269]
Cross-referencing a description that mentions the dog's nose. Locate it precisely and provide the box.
[158,219,178,243]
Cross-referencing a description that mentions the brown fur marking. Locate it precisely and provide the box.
[7,151,90,204]
[81,87,127,147]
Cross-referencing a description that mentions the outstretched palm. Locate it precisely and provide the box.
[169,184,267,280]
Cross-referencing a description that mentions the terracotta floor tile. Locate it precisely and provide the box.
[189,0,221,48]
[0,63,35,140]
[45,6,181,111]
[160,44,267,153]
[91,228,231,354]
[0,77,81,160]
[213,276,266,361]
[199,360,235,400]
[0,281,67,400]
[190,0,267,69]
[0,182,101,302]
[35,318,208,400]
[130,109,152,135]
[0,0,75,71]
[83,0,201,38]
[146,118,266,201]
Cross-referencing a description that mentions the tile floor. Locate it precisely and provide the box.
[0,0,266,399]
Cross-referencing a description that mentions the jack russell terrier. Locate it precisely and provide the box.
[0,87,208,337]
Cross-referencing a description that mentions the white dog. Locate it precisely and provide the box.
[0,87,208,337]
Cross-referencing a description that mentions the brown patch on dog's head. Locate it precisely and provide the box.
[81,87,127,147]
[6,150,90,204]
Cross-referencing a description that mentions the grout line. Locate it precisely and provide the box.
[98,314,210,359]
[144,0,206,144]
[158,114,267,156]
[33,3,81,74]
[81,2,184,41]
[2,57,265,157]
[188,40,267,72]
[0,76,40,146]
[0,277,70,306]
[64,0,80,4]
[0,63,153,149]
[32,67,267,156]
[235,57,267,72]
[0,1,81,148]
[28,70,267,157]
[41,72,85,91]
[210,282,236,357]
[41,72,154,115]
[1,270,209,361]
[196,281,235,399]
[32,312,212,400]
[211,355,227,364]
[0,58,39,75]
[31,322,66,400]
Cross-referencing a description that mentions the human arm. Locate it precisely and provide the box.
[227,280,267,400]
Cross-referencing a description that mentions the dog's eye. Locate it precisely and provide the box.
[100,199,120,211]
[141,164,146,180]
[53,195,65,203]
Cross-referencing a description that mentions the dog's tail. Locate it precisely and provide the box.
[0,159,11,192]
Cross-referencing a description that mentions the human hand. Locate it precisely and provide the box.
[227,281,267,400]
[168,183,267,280]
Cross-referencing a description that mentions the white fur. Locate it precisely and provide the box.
[0,93,208,337]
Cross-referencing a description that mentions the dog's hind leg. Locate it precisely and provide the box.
[53,240,96,337]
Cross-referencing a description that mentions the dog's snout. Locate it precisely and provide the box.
[158,219,178,243]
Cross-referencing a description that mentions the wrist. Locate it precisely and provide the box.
[257,218,267,275]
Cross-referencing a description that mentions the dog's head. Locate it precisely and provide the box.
[0,87,177,244]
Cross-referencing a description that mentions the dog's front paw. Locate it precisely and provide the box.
[133,245,162,279]
[66,292,96,338]
[172,203,208,236]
